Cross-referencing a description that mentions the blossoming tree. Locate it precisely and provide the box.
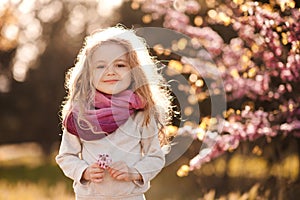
[134,0,300,178]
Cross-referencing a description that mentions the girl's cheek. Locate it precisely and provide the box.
[121,70,132,80]
[93,71,103,83]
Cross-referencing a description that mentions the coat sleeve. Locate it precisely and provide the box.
[55,129,89,183]
[132,116,165,187]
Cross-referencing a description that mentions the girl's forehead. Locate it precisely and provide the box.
[89,42,129,63]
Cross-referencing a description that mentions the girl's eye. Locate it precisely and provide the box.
[116,64,126,68]
[96,65,105,69]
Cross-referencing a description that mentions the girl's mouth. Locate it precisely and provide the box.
[103,80,118,84]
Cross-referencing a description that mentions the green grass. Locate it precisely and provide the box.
[0,164,71,185]
[0,162,74,200]
[0,142,74,199]
[0,142,299,200]
[0,163,72,186]
[0,180,74,200]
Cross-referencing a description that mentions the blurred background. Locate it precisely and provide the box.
[0,0,299,199]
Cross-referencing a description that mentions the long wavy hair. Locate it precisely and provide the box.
[61,25,173,145]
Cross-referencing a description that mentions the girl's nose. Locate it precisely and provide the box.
[105,64,116,75]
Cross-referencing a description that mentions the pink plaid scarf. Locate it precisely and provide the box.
[63,90,145,140]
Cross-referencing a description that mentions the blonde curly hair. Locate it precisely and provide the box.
[61,25,173,145]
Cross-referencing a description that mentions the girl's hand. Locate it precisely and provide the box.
[108,161,142,182]
[82,163,105,183]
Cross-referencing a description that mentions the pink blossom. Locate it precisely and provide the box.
[140,0,300,171]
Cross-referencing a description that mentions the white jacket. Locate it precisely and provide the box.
[56,111,165,200]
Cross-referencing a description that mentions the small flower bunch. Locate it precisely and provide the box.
[97,153,112,169]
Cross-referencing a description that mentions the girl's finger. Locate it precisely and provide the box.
[114,173,127,180]
[110,168,125,178]
[91,177,103,183]
[91,163,101,168]
[107,167,118,174]
[93,167,105,173]
[90,172,101,178]
[107,167,113,174]
[93,171,104,177]
[109,168,119,177]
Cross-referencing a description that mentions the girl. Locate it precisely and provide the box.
[56,25,173,200]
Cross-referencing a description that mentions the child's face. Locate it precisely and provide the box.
[90,43,132,94]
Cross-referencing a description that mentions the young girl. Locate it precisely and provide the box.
[55,25,173,200]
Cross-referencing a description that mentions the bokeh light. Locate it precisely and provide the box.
[0,0,124,91]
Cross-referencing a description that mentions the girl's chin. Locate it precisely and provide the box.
[96,84,130,95]
[96,88,127,95]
